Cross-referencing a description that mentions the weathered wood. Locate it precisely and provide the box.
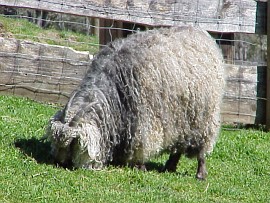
[256,1,267,34]
[99,19,150,46]
[0,0,257,33]
[211,32,235,64]
[221,65,257,124]
[0,37,91,104]
[256,66,266,124]
[266,1,270,129]
[99,19,124,47]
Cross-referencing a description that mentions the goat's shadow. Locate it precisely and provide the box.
[143,162,194,178]
[14,137,54,165]
[14,138,187,175]
[143,162,164,172]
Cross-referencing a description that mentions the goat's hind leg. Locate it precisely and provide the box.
[162,152,181,172]
[196,150,207,180]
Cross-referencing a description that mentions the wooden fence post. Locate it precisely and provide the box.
[99,19,123,48]
[266,1,270,129]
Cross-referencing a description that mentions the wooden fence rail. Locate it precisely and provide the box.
[0,0,259,33]
[0,38,91,104]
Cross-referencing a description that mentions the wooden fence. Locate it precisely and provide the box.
[0,38,92,104]
[0,0,268,126]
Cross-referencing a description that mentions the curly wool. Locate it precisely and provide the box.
[47,26,224,169]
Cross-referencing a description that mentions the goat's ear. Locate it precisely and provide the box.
[65,91,78,111]
[62,91,79,123]
[68,109,84,127]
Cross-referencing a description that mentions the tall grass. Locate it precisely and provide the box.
[0,95,269,202]
[0,15,99,53]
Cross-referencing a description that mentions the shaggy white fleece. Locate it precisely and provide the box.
[47,26,224,170]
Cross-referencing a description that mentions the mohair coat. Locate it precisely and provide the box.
[47,26,225,169]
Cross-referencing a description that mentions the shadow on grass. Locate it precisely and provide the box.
[144,162,194,178]
[14,139,193,177]
[144,161,164,172]
[14,137,54,165]
[14,138,167,171]
[222,123,267,132]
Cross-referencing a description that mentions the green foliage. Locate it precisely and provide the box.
[0,15,99,53]
[0,95,269,202]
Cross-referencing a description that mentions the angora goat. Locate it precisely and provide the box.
[47,26,224,180]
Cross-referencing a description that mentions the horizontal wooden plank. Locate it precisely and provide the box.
[0,85,69,104]
[221,112,256,124]
[0,37,90,104]
[224,65,257,97]
[0,0,257,33]
[221,64,257,124]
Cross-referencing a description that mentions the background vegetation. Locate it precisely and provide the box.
[0,15,99,53]
[0,95,269,202]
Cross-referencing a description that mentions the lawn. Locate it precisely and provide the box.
[0,95,269,202]
[0,15,99,53]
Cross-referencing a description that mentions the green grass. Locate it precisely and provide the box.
[0,15,99,53]
[0,95,269,202]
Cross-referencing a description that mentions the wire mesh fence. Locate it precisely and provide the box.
[0,2,267,125]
